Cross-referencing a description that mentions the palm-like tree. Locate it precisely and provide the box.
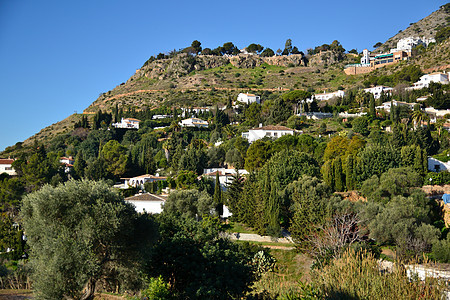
[411,110,429,128]
[223,125,236,139]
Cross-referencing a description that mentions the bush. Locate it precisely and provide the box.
[132,276,172,300]
[431,236,450,263]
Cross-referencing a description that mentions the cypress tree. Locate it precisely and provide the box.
[265,181,280,237]
[73,151,86,179]
[346,154,354,191]
[213,172,223,216]
[322,160,334,190]
[369,95,376,118]
[333,157,344,192]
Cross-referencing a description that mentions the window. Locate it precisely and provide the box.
[265,132,271,136]
[274,132,278,137]
[5,167,12,170]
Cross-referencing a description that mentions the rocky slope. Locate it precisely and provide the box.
[377,3,450,52]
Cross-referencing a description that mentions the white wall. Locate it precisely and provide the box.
[126,200,164,214]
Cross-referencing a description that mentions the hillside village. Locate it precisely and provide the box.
[1,3,450,300]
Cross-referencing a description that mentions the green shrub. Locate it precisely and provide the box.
[431,236,450,263]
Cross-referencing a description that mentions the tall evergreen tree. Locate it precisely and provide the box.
[321,160,334,190]
[73,151,87,179]
[333,157,344,192]
[369,95,376,118]
[346,154,354,191]
[213,172,223,216]
[265,181,281,237]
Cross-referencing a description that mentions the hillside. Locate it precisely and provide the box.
[3,5,450,153]
[376,3,450,52]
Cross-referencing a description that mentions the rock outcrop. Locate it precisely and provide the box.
[129,52,309,82]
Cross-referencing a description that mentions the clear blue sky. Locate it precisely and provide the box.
[0,0,447,152]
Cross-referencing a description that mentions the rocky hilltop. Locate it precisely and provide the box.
[377,3,450,52]
[130,53,308,81]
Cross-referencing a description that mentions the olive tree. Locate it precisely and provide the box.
[21,180,156,300]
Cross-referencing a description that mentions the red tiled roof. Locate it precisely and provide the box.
[0,159,14,165]
[251,125,293,131]
[124,118,141,122]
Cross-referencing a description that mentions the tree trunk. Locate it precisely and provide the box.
[80,278,96,300]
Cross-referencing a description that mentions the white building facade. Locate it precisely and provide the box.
[363,86,393,99]
[314,90,345,101]
[112,118,140,129]
[0,159,16,176]
[236,93,261,105]
[242,125,295,143]
[179,118,209,128]
[123,174,167,189]
[202,168,249,191]
[125,193,167,214]
[410,73,449,90]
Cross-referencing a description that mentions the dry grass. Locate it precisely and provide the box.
[311,249,448,299]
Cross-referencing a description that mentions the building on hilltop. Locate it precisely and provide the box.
[236,93,261,105]
[112,117,140,129]
[242,125,295,143]
[392,37,436,53]
[0,158,16,176]
[179,117,209,128]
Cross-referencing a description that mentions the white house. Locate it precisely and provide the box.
[314,90,345,101]
[391,36,436,53]
[363,86,393,99]
[60,156,75,173]
[242,125,295,143]
[376,100,417,112]
[125,193,167,214]
[0,158,16,176]
[60,156,75,165]
[123,174,168,189]
[112,117,140,129]
[409,73,449,90]
[202,168,249,191]
[428,157,450,172]
[179,118,208,128]
[424,107,450,123]
[236,93,260,105]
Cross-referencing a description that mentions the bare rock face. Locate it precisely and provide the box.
[229,54,264,68]
[262,54,307,67]
[194,55,229,70]
[308,50,344,66]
